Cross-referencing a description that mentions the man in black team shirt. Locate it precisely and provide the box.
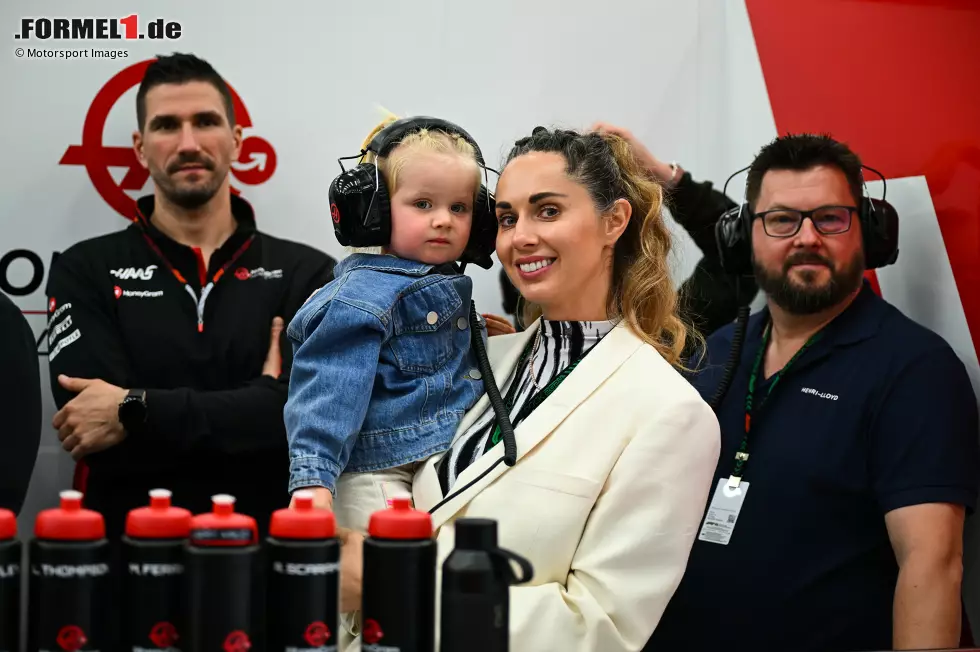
[45,53,336,540]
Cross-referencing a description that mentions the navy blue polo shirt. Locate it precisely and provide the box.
[648,282,980,652]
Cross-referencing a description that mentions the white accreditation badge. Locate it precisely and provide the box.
[697,477,750,545]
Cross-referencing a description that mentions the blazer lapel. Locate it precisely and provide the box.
[418,321,643,530]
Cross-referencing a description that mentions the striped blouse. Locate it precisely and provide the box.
[438,318,616,494]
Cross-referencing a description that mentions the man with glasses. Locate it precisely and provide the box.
[647,134,979,652]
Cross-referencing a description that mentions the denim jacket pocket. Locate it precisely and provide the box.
[389,280,462,375]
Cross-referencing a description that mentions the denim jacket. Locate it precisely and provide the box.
[284,253,486,493]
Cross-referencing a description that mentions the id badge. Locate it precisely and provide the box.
[697,477,750,545]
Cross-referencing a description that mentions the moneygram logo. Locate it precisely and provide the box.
[15,15,182,41]
[59,59,277,219]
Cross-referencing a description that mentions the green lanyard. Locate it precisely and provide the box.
[487,336,587,448]
[727,321,822,489]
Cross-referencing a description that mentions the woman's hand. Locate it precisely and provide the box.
[483,313,517,337]
[289,486,334,510]
[338,526,365,613]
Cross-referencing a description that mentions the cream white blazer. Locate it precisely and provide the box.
[351,320,720,652]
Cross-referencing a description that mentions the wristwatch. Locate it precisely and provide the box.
[118,389,147,434]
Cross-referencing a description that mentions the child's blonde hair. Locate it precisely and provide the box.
[359,111,482,199]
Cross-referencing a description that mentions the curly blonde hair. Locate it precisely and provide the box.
[359,112,481,200]
[505,127,700,369]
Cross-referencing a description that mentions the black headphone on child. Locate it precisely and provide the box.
[715,164,900,275]
[328,116,498,270]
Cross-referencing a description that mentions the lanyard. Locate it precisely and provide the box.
[727,321,822,489]
[487,334,588,449]
[139,231,255,333]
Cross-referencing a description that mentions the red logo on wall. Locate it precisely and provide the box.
[222,630,251,652]
[59,58,277,220]
[304,621,331,646]
[149,621,179,647]
[363,618,384,645]
[56,625,87,651]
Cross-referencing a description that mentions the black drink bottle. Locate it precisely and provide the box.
[122,488,192,651]
[27,490,111,652]
[361,496,436,652]
[0,508,20,652]
[183,494,259,652]
[439,518,534,652]
[267,489,340,651]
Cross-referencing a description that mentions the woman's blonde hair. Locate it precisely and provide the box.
[505,127,701,370]
[358,112,482,199]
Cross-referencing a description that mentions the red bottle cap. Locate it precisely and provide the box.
[269,490,336,540]
[368,495,432,540]
[188,494,258,547]
[125,489,192,539]
[0,509,16,540]
[34,490,105,541]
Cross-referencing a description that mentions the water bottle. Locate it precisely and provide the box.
[183,494,259,652]
[362,496,436,652]
[439,518,534,652]
[267,490,339,651]
[122,489,192,651]
[0,508,20,652]
[27,490,111,652]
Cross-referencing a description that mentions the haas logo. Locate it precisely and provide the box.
[304,621,331,646]
[56,625,87,651]
[363,618,384,645]
[59,59,277,220]
[223,630,252,652]
[111,264,158,280]
[149,621,179,647]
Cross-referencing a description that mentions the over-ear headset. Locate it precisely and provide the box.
[329,116,498,270]
[715,165,899,275]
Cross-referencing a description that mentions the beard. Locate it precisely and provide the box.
[150,152,224,210]
[753,249,865,315]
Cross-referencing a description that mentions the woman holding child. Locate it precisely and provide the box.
[287,117,721,651]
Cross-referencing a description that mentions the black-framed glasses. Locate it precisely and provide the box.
[756,205,858,238]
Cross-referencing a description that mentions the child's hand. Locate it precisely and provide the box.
[482,313,517,337]
[290,486,334,511]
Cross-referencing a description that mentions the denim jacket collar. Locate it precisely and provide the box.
[334,253,461,279]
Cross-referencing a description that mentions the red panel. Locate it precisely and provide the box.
[746,0,980,350]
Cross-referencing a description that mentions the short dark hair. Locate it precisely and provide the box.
[746,134,864,211]
[136,53,235,132]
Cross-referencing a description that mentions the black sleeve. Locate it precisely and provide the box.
[0,293,41,515]
[142,253,337,456]
[46,247,143,471]
[668,171,758,337]
[500,269,520,316]
[46,248,135,409]
[666,171,738,256]
[871,346,980,515]
[678,257,754,337]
